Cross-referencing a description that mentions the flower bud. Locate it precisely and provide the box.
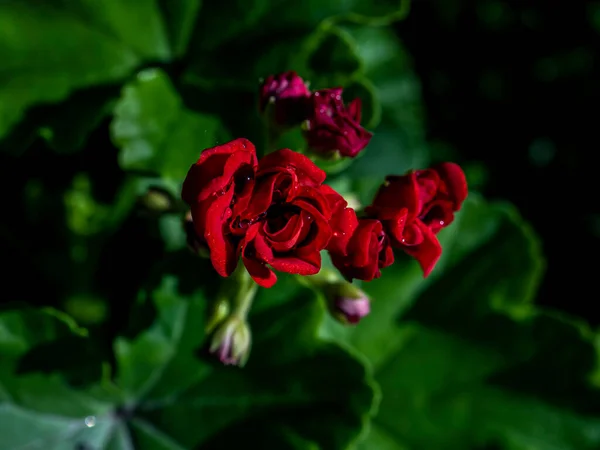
[304,88,372,158]
[258,71,311,127]
[325,281,370,325]
[208,316,252,367]
[138,186,174,215]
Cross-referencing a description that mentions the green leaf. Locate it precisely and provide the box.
[187,0,410,51]
[116,262,377,449]
[0,0,172,139]
[157,0,203,57]
[0,308,116,449]
[0,307,86,365]
[322,196,600,449]
[111,68,228,181]
[1,269,376,449]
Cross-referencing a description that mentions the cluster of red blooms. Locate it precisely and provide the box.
[182,72,468,290]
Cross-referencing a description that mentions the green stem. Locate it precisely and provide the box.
[230,265,258,319]
[264,123,282,156]
[297,268,340,290]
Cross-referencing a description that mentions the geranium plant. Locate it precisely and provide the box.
[1,1,599,449]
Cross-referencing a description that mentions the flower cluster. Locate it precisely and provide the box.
[181,71,467,366]
[182,141,467,289]
[259,71,372,158]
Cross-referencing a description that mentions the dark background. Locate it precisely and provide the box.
[397,0,600,325]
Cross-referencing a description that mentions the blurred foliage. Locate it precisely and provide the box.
[0,0,599,449]
[395,0,600,324]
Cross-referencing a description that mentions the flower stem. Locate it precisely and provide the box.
[264,124,281,156]
[230,264,258,319]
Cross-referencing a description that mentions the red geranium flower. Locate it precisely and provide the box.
[365,162,468,276]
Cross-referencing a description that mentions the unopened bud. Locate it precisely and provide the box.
[325,282,370,325]
[139,187,174,214]
[208,316,251,367]
[259,71,311,128]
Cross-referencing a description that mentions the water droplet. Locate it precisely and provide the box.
[333,232,339,237]
[305,214,313,221]
[401,238,406,244]
[439,220,445,226]
[84,416,96,428]
[335,95,341,101]
[314,92,320,97]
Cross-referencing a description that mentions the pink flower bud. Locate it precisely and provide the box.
[208,316,251,366]
[326,281,371,325]
[303,88,372,158]
[258,71,311,127]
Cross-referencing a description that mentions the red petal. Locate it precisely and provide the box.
[254,228,274,263]
[258,148,326,186]
[403,220,442,277]
[346,98,362,122]
[270,252,321,275]
[328,207,358,256]
[265,214,304,252]
[204,188,238,277]
[435,162,468,209]
[182,138,257,204]
[242,255,277,288]
[351,219,379,267]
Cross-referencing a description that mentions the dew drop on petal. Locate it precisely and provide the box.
[439,220,445,226]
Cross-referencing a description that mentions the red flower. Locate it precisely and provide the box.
[182,138,258,277]
[304,88,372,158]
[323,186,394,282]
[237,149,333,288]
[365,163,468,277]
[258,71,311,127]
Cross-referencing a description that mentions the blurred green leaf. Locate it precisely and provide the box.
[158,0,203,57]
[0,0,174,140]
[0,308,115,449]
[111,68,228,181]
[187,0,410,52]
[122,267,377,449]
[1,259,376,449]
[321,195,600,449]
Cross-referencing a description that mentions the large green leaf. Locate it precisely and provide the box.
[187,0,411,51]
[0,0,174,140]
[0,254,376,449]
[124,262,377,449]
[321,195,600,449]
[157,0,203,57]
[0,308,115,449]
[111,68,228,182]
